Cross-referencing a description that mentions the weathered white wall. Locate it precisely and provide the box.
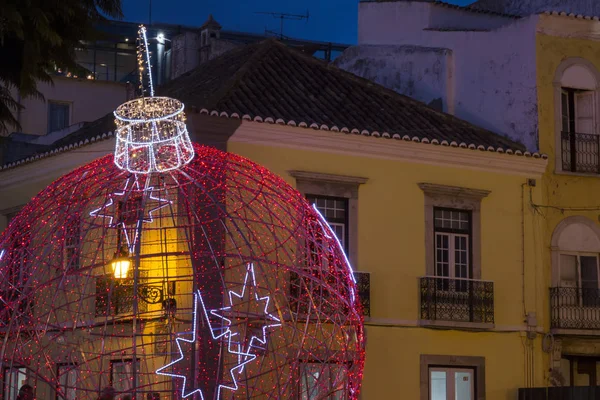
[335,45,453,113]
[171,31,201,80]
[14,77,128,136]
[471,0,600,16]
[357,1,540,151]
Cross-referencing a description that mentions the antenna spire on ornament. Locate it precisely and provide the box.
[112,24,194,174]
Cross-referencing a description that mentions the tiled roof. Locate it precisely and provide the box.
[542,10,600,21]
[159,38,526,152]
[361,0,520,18]
[2,38,548,171]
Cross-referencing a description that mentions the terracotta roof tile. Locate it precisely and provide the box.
[159,39,525,151]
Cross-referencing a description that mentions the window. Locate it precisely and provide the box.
[3,367,27,400]
[554,59,600,174]
[64,217,80,271]
[47,101,70,133]
[110,360,139,394]
[57,364,78,400]
[289,213,342,317]
[95,277,147,317]
[299,362,348,400]
[551,217,600,330]
[1,231,34,329]
[289,171,368,317]
[434,208,471,292]
[419,183,488,280]
[289,170,367,268]
[306,195,348,252]
[559,253,600,307]
[429,368,474,400]
[561,88,598,173]
[420,355,485,400]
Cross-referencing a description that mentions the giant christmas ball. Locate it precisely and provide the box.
[0,143,365,399]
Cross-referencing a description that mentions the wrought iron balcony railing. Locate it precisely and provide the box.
[561,131,600,173]
[353,271,370,317]
[550,286,600,330]
[519,386,600,399]
[419,276,494,324]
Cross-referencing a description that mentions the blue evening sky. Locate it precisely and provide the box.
[124,0,472,44]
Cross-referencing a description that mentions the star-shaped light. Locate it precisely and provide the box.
[89,176,171,252]
[155,289,255,399]
[210,263,281,372]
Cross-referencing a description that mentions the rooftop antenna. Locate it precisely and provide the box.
[255,10,309,40]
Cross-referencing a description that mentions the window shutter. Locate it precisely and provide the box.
[575,91,595,134]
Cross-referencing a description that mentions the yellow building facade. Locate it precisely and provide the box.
[534,14,600,390]
[0,38,557,399]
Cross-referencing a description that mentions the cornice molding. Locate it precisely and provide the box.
[417,182,491,200]
[288,170,368,186]
[231,122,547,177]
[0,140,113,190]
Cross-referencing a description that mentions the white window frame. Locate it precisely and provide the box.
[559,252,600,306]
[57,364,78,400]
[3,367,27,400]
[299,362,349,400]
[553,58,600,175]
[434,232,470,280]
[559,252,599,286]
[429,367,475,400]
[110,359,139,394]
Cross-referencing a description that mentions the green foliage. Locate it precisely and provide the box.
[0,0,123,134]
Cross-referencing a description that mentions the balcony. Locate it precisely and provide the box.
[550,287,600,333]
[519,386,600,399]
[561,131,600,173]
[419,276,494,329]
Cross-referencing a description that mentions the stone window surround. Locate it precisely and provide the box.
[418,183,490,280]
[420,354,486,400]
[553,57,600,176]
[288,170,368,268]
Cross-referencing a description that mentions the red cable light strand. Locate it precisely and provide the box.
[0,144,365,399]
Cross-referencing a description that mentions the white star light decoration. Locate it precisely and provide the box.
[156,263,281,399]
[89,176,171,252]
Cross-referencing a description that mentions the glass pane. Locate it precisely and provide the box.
[58,365,78,400]
[300,364,324,400]
[560,254,578,283]
[430,370,447,400]
[455,371,473,400]
[4,368,27,400]
[112,361,139,393]
[562,91,570,132]
[454,236,469,274]
[580,256,599,306]
[435,234,449,277]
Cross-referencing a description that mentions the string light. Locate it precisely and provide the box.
[114,25,195,174]
[210,263,281,372]
[155,288,256,399]
[0,60,364,399]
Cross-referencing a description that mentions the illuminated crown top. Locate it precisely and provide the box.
[113,26,194,174]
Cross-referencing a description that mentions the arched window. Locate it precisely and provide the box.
[554,58,600,174]
[551,217,600,310]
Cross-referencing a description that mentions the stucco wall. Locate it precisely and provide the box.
[229,126,547,399]
[15,77,127,136]
[335,45,453,113]
[357,2,540,151]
